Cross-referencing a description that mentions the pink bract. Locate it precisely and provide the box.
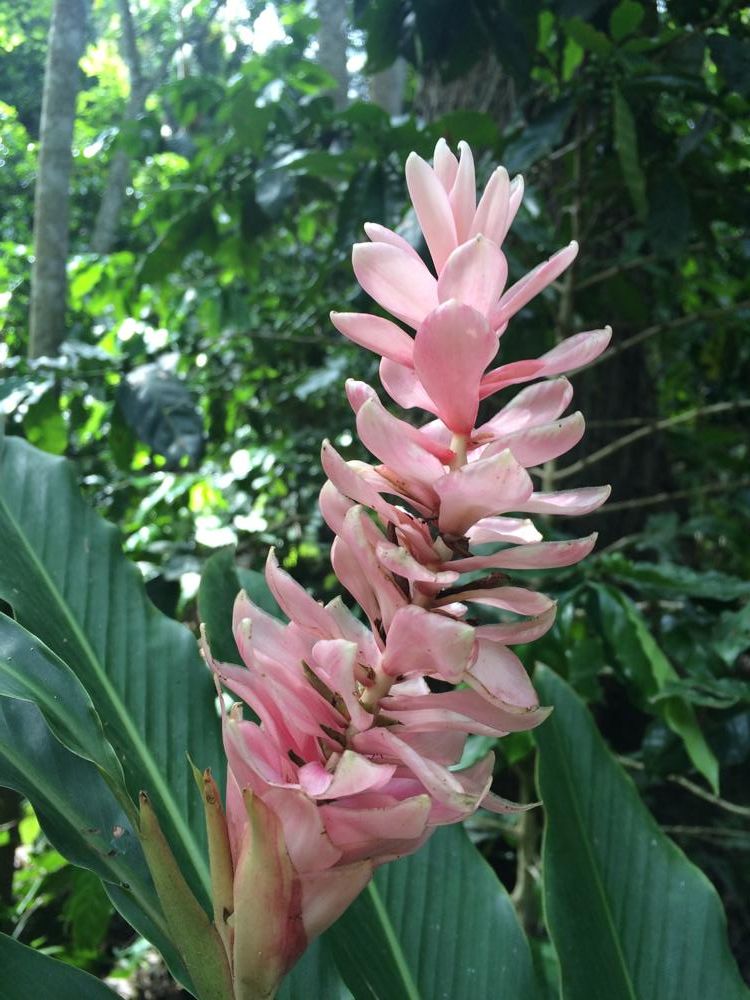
[201,137,610,988]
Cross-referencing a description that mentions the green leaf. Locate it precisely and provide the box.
[327,824,538,999]
[0,697,188,985]
[602,554,750,601]
[23,388,67,455]
[0,435,223,912]
[280,938,352,999]
[708,35,750,98]
[0,932,119,999]
[609,1,644,42]
[0,615,127,801]
[117,364,205,470]
[612,86,647,222]
[503,100,574,175]
[535,666,748,1000]
[593,584,719,792]
[564,17,613,57]
[198,546,282,665]
[62,869,113,952]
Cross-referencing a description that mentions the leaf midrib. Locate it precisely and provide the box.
[542,704,637,1000]
[0,481,210,896]
[366,882,422,1000]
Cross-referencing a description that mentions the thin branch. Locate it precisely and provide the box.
[575,244,704,292]
[581,299,750,373]
[596,476,750,516]
[619,757,750,818]
[550,400,750,482]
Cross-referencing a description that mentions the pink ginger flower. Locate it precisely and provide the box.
[201,138,609,995]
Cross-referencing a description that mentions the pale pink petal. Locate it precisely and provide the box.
[381,605,475,682]
[398,729,467,766]
[353,242,438,328]
[352,727,479,811]
[466,640,537,708]
[519,485,611,516]
[380,357,439,413]
[449,141,476,243]
[331,536,381,628]
[476,533,597,570]
[324,596,381,666]
[466,516,542,545]
[491,241,579,328]
[311,638,375,732]
[232,590,306,667]
[437,237,508,315]
[476,605,557,644]
[480,330,611,399]
[503,175,525,242]
[340,506,408,629]
[476,377,573,440]
[364,221,422,262]
[319,480,355,535]
[438,586,554,617]
[483,412,585,467]
[319,751,397,799]
[381,690,547,736]
[405,151,458,271]
[299,861,373,941]
[265,549,332,637]
[356,396,447,487]
[320,795,431,862]
[535,327,612,375]
[433,138,459,191]
[298,762,334,797]
[482,792,538,815]
[375,540,458,588]
[435,450,533,536]
[413,301,498,434]
[478,359,546,398]
[321,441,402,525]
[330,312,415,366]
[470,166,510,243]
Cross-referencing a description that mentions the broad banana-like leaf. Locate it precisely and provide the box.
[0,435,223,910]
[0,932,119,999]
[0,696,189,985]
[327,823,539,1000]
[535,666,748,1000]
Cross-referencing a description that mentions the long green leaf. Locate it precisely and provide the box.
[535,666,748,1000]
[593,584,719,791]
[0,615,128,806]
[279,938,353,1000]
[0,697,189,985]
[612,86,647,221]
[0,932,119,999]
[327,824,539,999]
[0,435,223,908]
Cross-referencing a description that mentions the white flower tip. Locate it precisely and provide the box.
[604,324,613,335]
[510,174,524,191]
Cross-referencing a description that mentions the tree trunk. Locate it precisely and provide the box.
[28,0,88,359]
[316,0,349,110]
[91,0,145,255]
[369,58,407,117]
